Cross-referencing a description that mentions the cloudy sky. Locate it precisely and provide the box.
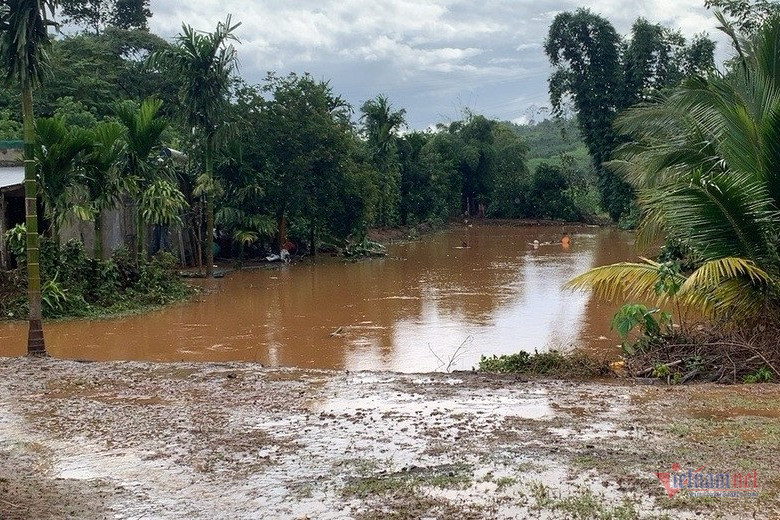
[148,0,730,129]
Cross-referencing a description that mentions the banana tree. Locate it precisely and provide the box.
[1,0,58,356]
[147,16,240,277]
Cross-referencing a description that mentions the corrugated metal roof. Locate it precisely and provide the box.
[0,166,24,189]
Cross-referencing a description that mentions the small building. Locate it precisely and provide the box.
[1,141,191,270]
[0,140,128,268]
[0,142,25,269]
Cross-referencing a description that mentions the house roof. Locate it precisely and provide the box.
[0,166,24,190]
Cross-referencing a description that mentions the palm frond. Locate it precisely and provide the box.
[681,257,773,292]
[146,16,240,135]
[0,0,58,88]
[565,258,684,305]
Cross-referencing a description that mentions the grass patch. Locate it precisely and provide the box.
[526,482,656,520]
[493,476,518,490]
[478,350,612,378]
[342,465,473,499]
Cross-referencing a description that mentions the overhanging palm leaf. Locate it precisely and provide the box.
[566,258,685,305]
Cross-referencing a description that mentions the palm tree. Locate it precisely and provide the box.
[147,16,240,277]
[567,15,780,324]
[114,98,169,261]
[0,0,58,356]
[33,116,93,244]
[82,121,128,259]
[360,95,406,227]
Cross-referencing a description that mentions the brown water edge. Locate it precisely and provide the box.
[0,224,636,371]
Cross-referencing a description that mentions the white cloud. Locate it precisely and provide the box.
[148,0,729,129]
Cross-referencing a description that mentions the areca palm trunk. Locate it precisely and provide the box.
[22,83,46,356]
[205,134,215,278]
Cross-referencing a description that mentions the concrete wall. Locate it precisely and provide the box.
[0,191,6,269]
[59,207,127,257]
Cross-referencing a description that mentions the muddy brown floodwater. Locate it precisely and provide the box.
[0,225,635,371]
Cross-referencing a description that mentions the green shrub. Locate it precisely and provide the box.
[744,366,773,384]
[478,350,611,377]
[1,234,192,320]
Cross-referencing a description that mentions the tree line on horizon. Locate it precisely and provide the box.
[0,0,613,266]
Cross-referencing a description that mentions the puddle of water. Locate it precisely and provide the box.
[312,381,553,421]
[316,392,553,420]
[0,225,635,371]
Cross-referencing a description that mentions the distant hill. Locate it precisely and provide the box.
[506,118,592,173]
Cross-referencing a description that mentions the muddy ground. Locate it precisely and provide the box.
[0,358,778,519]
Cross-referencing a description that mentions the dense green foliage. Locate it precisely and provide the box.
[2,3,723,282]
[0,27,177,126]
[60,0,152,34]
[361,95,406,227]
[704,0,780,33]
[572,15,780,323]
[566,15,780,385]
[545,10,716,221]
[478,350,611,377]
[2,227,191,319]
[8,4,713,274]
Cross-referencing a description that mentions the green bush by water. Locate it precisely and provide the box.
[478,350,611,377]
[2,228,192,319]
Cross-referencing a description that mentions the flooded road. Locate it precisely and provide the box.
[0,225,636,371]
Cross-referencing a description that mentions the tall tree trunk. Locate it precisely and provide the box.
[205,135,215,278]
[194,202,203,274]
[177,228,186,268]
[22,85,46,356]
[94,212,103,260]
[52,220,60,249]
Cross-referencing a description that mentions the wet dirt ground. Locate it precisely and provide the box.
[0,358,778,519]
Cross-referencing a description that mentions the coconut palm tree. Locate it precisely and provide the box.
[147,16,240,277]
[0,0,58,356]
[567,15,780,324]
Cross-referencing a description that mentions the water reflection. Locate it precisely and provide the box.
[0,225,635,371]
